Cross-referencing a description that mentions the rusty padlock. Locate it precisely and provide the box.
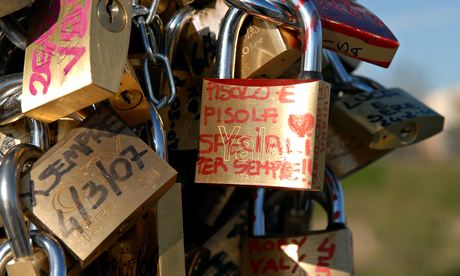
[0,144,67,275]
[241,168,353,275]
[24,108,177,266]
[22,0,132,122]
[325,50,445,177]
[195,3,330,190]
[0,0,33,17]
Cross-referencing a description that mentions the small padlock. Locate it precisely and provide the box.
[235,16,300,79]
[109,63,150,127]
[241,168,353,275]
[25,108,177,266]
[325,50,444,177]
[0,0,33,17]
[196,3,330,190]
[227,0,400,67]
[22,0,132,122]
[0,144,67,275]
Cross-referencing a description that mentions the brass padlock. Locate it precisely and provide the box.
[195,5,330,190]
[235,17,300,79]
[227,0,400,68]
[25,108,177,266]
[0,0,33,17]
[241,169,353,275]
[22,0,132,122]
[109,63,150,127]
[325,50,444,177]
[0,144,67,275]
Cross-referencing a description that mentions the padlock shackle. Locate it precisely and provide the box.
[0,73,23,126]
[0,241,13,275]
[26,118,50,151]
[325,168,346,225]
[324,50,374,93]
[30,231,66,276]
[0,144,43,259]
[252,188,266,236]
[216,7,248,79]
[0,16,27,50]
[147,102,168,161]
[225,0,322,74]
[162,6,196,62]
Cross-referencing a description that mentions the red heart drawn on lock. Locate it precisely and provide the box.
[288,114,315,137]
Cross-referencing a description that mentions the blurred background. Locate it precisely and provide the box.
[335,0,460,275]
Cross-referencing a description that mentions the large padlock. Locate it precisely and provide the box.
[0,144,67,275]
[325,50,444,177]
[241,168,353,275]
[195,3,330,190]
[227,0,400,67]
[22,0,132,122]
[24,108,177,266]
[0,0,33,17]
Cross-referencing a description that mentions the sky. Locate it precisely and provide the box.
[354,0,460,95]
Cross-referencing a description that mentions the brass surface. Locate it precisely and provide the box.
[241,229,353,275]
[157,183,185,276]
[0,120,29,157]
[22,0,132,122]
[109,63,150,127]
[0,0,33,17]
[196,79,330,190]
[26,110,177,266]
[332,88,444,150]
[236,18,300,79]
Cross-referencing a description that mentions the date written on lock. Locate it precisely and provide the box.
[241,230,353,276]
[22,0,132,122]
[24,110,177,266]
[196,79,330,190]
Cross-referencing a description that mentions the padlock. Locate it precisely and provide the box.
[24,108,177,266]
[0,0,33,17]
[235,17,300,79]
[325,50,444,177]
[195,3,330,190]
[241,168,353,275]
[109,63,150,127]
[226,0,400,67]
[22,0,132,122]
[0,144,67,275]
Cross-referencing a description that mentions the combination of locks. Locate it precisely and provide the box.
[0,0,444,275]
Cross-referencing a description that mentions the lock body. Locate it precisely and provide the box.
[22,0,132,122]
[26,109,177,266]
[0,0,33,17]
[331,88,444,150]
[235,17,300,79]
[241,229,353,275]
[196,78,330,190]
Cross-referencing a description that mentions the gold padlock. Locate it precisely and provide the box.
[0,0,33,17]
[235,17,300,79]
[241,170,353,276]
[25,109,177,266]
[22,0,132,122]
[325,51,444,177]
[109,63,150,127]
[196,6,330,190]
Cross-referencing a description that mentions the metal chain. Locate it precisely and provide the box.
[132,4,176,110]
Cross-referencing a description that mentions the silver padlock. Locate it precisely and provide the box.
[0,144,66,275]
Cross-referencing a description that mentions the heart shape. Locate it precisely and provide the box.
[288,114,315,137]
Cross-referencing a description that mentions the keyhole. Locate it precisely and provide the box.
[106,0,114,23]
[121,90,131,104]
